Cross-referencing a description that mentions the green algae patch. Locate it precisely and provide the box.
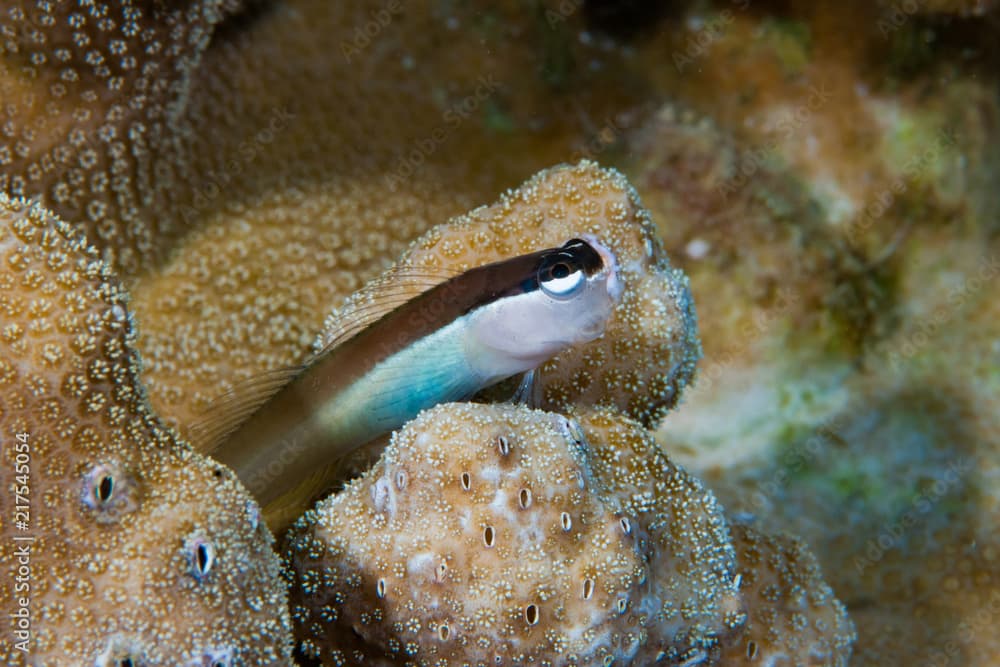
[758,18,812,75]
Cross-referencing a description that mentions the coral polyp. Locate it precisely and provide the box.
[3,0,996,663]
[0,195,292,664]
[285,403,745,665]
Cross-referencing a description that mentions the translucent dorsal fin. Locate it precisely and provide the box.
[193,264,456,453]
[192,365,305,453]
[313,264,459,357]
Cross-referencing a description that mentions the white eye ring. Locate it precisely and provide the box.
[540,262,585,299]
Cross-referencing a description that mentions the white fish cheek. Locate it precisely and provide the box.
[468,300,552,373]
[560,284,614,344]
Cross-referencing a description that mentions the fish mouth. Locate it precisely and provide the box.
[580,234,624,302]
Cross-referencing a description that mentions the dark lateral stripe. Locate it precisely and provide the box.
[297,247,555,400]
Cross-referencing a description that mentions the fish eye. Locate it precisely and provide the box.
[551,262,572,279]
[539,256,585,299]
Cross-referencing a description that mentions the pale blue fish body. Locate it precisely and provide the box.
[207,237,622,529]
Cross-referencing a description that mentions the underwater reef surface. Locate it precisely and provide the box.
[2,0,999,664]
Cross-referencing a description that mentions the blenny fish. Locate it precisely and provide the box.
[205,236,622,529]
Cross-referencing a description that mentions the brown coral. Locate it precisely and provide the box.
[285,402,745,666]
[0,0,239,275]
[574,406,747,664]
[721,524,855,666]
[0,195,292,664]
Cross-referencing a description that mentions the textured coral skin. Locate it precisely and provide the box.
[574,407,745,665]
[0,195,292,665]
[721,524,855,666]
[285,403,744,666]
[14,0,998,663]
[0,0,236,275]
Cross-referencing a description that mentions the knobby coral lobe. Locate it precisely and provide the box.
[0,0,243,275]
[284,402,744,666]
[0,195,292,665]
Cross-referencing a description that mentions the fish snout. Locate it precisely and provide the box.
[581,234,624,302]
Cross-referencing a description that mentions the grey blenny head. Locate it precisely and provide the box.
[463,235,623,380]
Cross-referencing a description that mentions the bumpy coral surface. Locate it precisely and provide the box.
[573,407,746,665]
[0,0,238,275]
[721,524,855,666]
[0,196,292,664]
[316,161,700,430]
[5,0,996,663]
[285,402,744,666]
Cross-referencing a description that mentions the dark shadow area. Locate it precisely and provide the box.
[582,0,678,40]
[213,0,282,42]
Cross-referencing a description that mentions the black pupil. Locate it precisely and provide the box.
[551,262,572,280]
[97,475,113,502]
[197,544,210,572]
